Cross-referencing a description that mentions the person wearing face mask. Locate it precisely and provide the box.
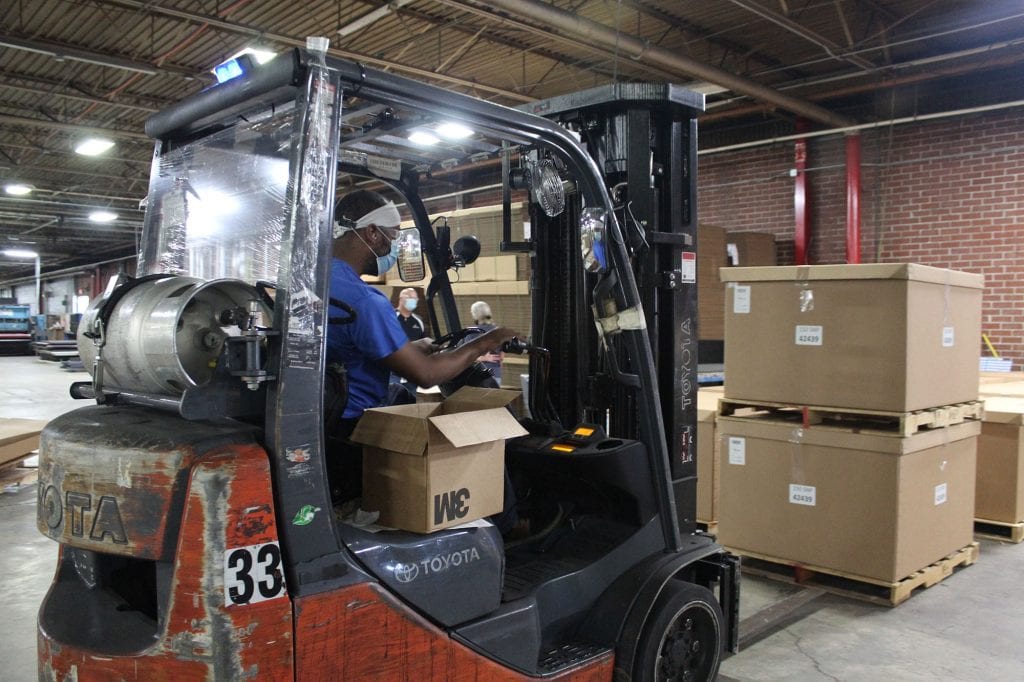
[326,189,521,506]
[391,287,426,391]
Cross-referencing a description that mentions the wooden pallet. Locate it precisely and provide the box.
[696,520,718,535]
[728,543,979,607]
[0,456,38,493]
[974,518,1024,544]
[718,398,984,437]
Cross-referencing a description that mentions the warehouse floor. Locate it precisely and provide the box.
[3,355,1023,681]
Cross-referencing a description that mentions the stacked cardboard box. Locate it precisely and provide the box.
[697,225,727,341]
[719,264,983,412]
[716,263,983,585]
[974,396,1024,525]
[696,387,723,525]
[717,415,978,582]
[725,231,776,267]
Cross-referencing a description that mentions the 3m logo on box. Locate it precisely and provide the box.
[434,488,471,524]
[789,484,816,506]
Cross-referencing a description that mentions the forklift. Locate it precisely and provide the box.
[36,42,738,680]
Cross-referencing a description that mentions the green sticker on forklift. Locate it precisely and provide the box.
[293,505,321,525]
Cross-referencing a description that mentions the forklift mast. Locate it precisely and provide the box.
[522,85,704,535]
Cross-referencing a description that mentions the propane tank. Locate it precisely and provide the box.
[77,276,271,396]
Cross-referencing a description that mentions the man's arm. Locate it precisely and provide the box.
[380,326,519,387]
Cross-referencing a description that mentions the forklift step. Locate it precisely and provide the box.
[974,518,1024,543]
[729,542,979,607]
[717,398,984,437]
[537,641,612,674]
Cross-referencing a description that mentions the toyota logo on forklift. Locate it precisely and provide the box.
[34,42,736,682]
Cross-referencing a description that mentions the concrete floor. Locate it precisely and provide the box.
[2,355,1024,681]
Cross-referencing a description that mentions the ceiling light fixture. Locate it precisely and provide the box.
[229,47,277,65]
[89,210,118,223]
[408,130,439,146]
[437,122,473,140]
[75,138,115,156]
[3,183,33,196]
[2,248,38,258]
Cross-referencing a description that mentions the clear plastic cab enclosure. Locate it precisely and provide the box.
[133,45,678,579]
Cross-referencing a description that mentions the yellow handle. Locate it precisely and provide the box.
[983,333,1000,359]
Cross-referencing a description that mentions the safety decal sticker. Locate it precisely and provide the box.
[292,504,321,526]
[224,541,287,606]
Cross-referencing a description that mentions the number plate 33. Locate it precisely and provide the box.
[224,541,287,606]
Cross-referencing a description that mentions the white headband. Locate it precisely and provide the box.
[334,201,402,238]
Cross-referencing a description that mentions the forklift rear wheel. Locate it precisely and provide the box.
[633,581,723,682]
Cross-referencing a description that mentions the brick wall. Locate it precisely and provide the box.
[698,108,1024,367]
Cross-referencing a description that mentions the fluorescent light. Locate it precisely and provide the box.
[408,130,439,146]
[2,249,38,258]
[230,47,277,65]
[89,210,118,223]
[437,122,473,140]
[3,183,33,196]
[75,138,115,156]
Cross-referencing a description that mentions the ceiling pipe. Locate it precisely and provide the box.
[450,0,852,127]
[0,113,150,140]
[700,97,1024,155]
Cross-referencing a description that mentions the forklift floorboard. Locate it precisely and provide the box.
[4,357,1024,680]
[502,515,637,601]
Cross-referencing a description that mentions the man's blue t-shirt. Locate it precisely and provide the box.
[327,259,409,418]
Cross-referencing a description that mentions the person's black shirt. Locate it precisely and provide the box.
[397,312,425,342]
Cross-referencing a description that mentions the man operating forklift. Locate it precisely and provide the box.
[326,188,520,513]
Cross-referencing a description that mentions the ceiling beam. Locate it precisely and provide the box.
[726,0,876,70]
[98,0,537,103]
[0,33,195,78]
[0,113,150,140]
[441,0,853,127]
[0,74,160,114]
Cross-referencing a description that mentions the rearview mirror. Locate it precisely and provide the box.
[452,235,481,265]
[580,208,608,273]
[397,227,426,282]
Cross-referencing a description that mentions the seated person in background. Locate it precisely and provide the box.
[326,189,520,527]
[467,300,504,385]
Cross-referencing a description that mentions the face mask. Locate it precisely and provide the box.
[354,227,399,275]
[404,298,418,312]
[375,238,400,275]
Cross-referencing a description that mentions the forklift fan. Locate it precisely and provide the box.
[510,157,565,217]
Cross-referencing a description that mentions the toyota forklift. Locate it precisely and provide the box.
[36,41,738,681]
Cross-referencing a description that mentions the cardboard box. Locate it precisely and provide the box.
[721,264,983,412]
[353,387,527,533]
[976,396,1024,523]
[698,225,727,341]
[717,415,978,583]
[726,231,776,267]
[474,257,497,282]
[494,255,518,281]
[696,389,720,523]
[0,418,47,468]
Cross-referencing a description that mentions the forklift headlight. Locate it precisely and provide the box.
[580,208,608,273]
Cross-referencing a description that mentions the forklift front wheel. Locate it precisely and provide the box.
[633,581,723,682]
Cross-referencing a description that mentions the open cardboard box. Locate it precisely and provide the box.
[353,387,527,533]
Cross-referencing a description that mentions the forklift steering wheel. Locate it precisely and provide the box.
[432,326,485,352]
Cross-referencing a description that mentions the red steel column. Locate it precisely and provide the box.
[794,121,809,265]
[845,133,861,264]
